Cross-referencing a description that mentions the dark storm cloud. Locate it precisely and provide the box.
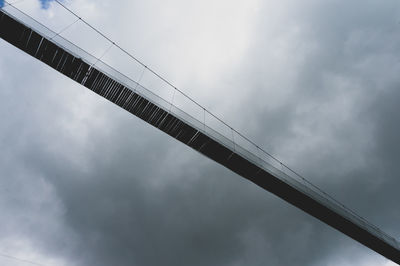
[226,0,400,263]
[1,0,400,266]
[0,41,82,265]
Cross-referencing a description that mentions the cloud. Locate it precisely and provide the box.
[0,0,400,265]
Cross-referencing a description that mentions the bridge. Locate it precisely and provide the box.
[1,2,399,264]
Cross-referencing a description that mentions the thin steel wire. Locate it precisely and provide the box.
[231,127,236,152]
[91,41,114,67]
[49,16,81,40]
[134,65,147,92]
[0,252,49,266]
[169,89,176,112]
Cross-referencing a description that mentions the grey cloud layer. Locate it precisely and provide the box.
[1,0,400,265]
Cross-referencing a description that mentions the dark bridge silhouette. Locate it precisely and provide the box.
[1,5,399,264]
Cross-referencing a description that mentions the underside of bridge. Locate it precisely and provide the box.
[1,8,399,264]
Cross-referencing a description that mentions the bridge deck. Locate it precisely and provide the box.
[1,7,399,264]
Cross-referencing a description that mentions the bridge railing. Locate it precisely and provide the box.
[2,2,398,250]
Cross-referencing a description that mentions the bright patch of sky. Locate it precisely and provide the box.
[0,0,55,9]
[39,0,55,9]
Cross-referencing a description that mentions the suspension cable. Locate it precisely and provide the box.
[50,16,81,40]
[46,1,396,232]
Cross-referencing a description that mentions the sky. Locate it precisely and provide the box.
[0,0,400,265]
[0,0,53,8]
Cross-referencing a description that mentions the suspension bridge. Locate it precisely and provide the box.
[0,2,399,264]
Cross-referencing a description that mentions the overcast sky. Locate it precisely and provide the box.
[1,0,400,265]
